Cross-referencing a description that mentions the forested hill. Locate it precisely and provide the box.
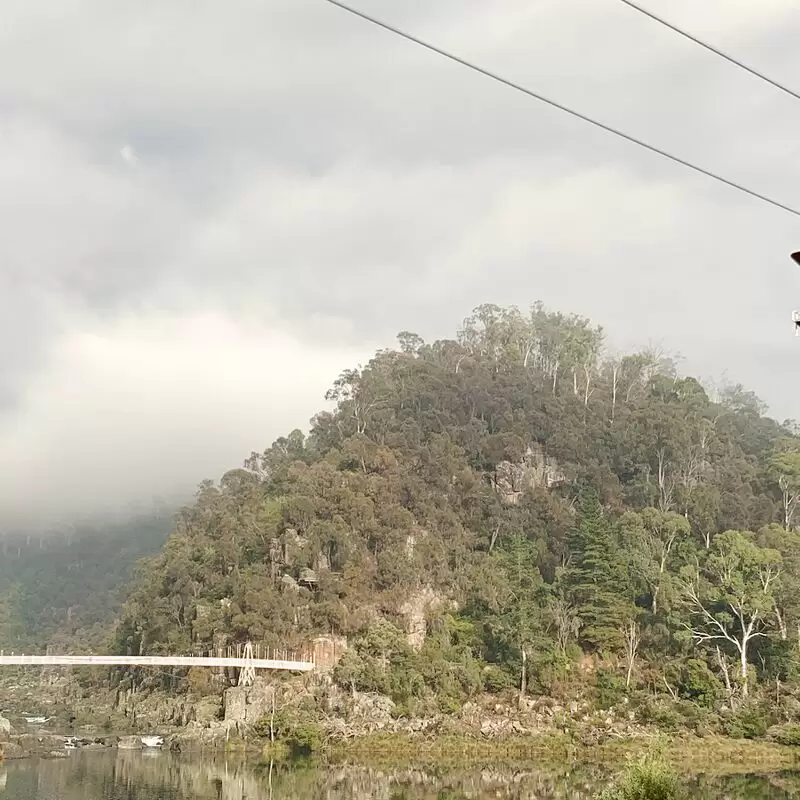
[0,513,172,651]
[117,303,800,712]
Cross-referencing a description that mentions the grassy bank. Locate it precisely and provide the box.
[325,732,800,774]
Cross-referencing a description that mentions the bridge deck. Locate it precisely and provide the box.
[0,655,313,671]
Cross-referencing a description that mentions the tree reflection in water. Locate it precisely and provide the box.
[0,752,798,799]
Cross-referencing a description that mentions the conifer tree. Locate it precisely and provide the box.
[566,491,632,652]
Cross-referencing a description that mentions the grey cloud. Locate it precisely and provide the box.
[1,0,799,519]
[3,0,798,319]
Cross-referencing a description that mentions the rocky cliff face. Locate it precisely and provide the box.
[311,635,347,671]
[399,587,450,651]
[223,680,276,726]
[491,445,566,504]
[115,687,221,729]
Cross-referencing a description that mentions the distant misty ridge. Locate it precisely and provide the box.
[0,495,185,537]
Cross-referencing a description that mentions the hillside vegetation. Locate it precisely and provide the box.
[0,513,172,651]
[115,303,800,728]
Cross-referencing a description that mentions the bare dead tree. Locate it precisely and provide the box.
[623,620,640,690]
[583,362,595,408]
[661,675,678,701]
[270,688,276,743]
[774,605,788,641]
[488,522,502,553]
[549,597,580,656]
[758,562,784,639]
[610,360,620,424]
[715,646,736,709]
[778,475,800,532]
[656,448,675,512]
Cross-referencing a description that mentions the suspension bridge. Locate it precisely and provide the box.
[0,642,315,686]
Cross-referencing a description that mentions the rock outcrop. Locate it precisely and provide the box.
[117,735,142,750]
[223,679,277,726]
[399,586,448,650]
[491,445,566,504]
[311,635,347,671]
[0,742,24,759]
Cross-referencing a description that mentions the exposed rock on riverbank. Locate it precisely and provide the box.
[117,735,142,750]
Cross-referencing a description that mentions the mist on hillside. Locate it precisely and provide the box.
[0,311,372,528]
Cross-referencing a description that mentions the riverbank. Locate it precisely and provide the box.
[3,727,800,778]
[325,732,800,775]
[3,671,800,776]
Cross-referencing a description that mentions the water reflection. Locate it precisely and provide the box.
[0,750,798,799]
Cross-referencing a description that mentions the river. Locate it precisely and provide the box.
[0,750,799,798]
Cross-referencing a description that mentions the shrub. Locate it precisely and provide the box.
[483,666,515,694]
[722,703,771,740]
[187,666,215,697]
[594,668,626,710]
[253,709,323,756]
[531,650,574,695]
[598,752,682,800]
[252,715,275,740]
[437,695,462,715]
[284,722,323,755]
[635,697,718,736]
[672,700,718,736]
[767,724,800,746]
[676,659,723,708]
[635,698,682,731]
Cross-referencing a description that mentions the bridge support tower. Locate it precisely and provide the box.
[237,641,256,687]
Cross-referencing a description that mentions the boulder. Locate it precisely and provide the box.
[348,692,396,732]
[117,735,142,750]
[0,716,12,739]
[0,742,24,759]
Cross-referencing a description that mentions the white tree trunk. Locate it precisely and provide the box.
[739,643,749,697]
[775,606,787,641]
[624,621,640,690]
[715,646,735,708]
[610,364,619,424]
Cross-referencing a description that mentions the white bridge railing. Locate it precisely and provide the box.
[0,642,314,686]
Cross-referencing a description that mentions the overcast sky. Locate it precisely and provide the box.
[2,0,800,524]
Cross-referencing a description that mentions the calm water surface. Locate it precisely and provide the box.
[1,750,799,799]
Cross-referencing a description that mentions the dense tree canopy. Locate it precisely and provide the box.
[112,303,800,713]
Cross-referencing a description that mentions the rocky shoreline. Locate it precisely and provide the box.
[0,724,176,761]
[3,708,800,776]
[3,672,800,771]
